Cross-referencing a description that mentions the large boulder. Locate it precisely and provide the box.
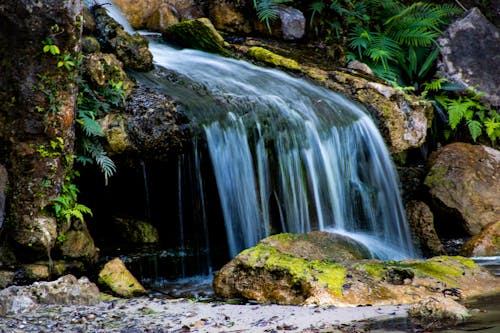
[460,221,500,257]
[98,257,147,297]
[208,0,251,34]
[438,8,500,107]
[0,275,100,315]
[113,0,162,29]
[213,233,500,306]
[424,143,500,236]
[406,200,445,256]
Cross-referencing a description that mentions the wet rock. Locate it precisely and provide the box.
[214,233,499,306]
[58,223,99,263]
[167,0,204,21]
[93,7,153,71]
[209,0,251,34]
[163,18,228,55]
[146,3,180,32]
[82,6,97,34]
[248,46,300,70]
[81,36,101,54]
[460,221,500,257]
[82,52,134,94]
[0,164,7,229]
[98,257,147,297]
[425,143,500,236]
[0,274,100,315]
[406,200,445,256]
[112,217,160,244]
[113,0,162,29]
[408,295,470,329]
[438,8,500,107]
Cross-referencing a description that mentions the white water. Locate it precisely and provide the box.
[103,2,418,260]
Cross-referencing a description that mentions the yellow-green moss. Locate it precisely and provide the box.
[248,47,301,71]
[242,244,346,297]
[356,262,386,279]
[402,256,477,286]
[424,166,451,188]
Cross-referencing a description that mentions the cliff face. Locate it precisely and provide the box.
[0,0,82,259]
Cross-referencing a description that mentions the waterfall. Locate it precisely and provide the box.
[101,1,418,261]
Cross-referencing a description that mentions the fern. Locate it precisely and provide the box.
[79,137,116,184]
[467,119,482,141]
[253,0,293,32]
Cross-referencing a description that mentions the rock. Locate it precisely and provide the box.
[214,234,500,306]
[208,0,251,34]
[146,3,180,32]
[0,274,100,315]
[82,6,97,34]
[11,216,58,257]
[98,258,147,297]
[82,52,134,95]
[438,8,500,107]
[425,143,500,236]
[0,270,14,289]
[406,200,445,256]
[113,0,162,29]
[163,18,228,54]
[93,7,153,71]
[123,80,189,159]
[167,0,204,21]
[58,224,99,263]
[248,46,301,70]
[82,36,101,54]
[277,7,305,40]
[408,295,471,329]
[112,217,160,244]
[460,221,500,257]
[0,164,7,229]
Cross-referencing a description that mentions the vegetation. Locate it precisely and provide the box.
[253,0,498,146]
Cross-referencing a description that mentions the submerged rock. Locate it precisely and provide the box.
[425,143,500,236]
[0,275,100,315]
[438,8,500,107]
[98,258,147,297]
[214,233,500,306]
[460,221,500,257]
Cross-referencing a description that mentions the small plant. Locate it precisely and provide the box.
[47,172,92,224]
[253,0,293,31]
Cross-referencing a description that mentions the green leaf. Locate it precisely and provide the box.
[467,119,482,141]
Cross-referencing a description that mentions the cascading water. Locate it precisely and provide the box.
[142,42,418,260]
[100,1,418,266]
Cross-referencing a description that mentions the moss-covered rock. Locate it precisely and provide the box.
[460,221,500,257]
[98,258,147,298]
[163,18,228,55]
[248,47,301,71]
[112,217,160,244]
[214,233,500,306]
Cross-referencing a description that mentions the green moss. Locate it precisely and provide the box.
[165,18,228,55]
[424,166,451,188]
[242,243,346,297]
[356,262,386,279]
[402,256,477,286]
[248,47,301,71]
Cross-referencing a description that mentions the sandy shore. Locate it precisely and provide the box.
[0,296,409,333]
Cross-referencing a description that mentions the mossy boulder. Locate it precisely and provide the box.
[214,233,500,306]
[248,47,301,71]
[424,143,500,236]
[112,217,160,244]
[460,221,500,257]
[163,18,228,54]
[98,258,147,298]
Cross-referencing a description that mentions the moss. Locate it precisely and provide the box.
[165,18,228,55]
[248,47,301,71]
[242,243,346,297]
[402,256,477,286]
[356,262,387,279]
[424,166,451,188]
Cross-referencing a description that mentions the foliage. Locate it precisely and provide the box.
[46,172,92,224]
[252,0,294,31]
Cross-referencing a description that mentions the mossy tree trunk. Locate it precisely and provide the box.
[0,0,82,260]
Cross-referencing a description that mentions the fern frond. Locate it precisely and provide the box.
[467,119,482,141]
[422,78,448,92]
[78,112,104,137]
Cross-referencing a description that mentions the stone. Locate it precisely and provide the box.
[98,258,147,297]
[81,36,101,54]
[82,6,97,34]
[425,143,500,236]
[112,217,160,244]
[0,274,100,315]
[0,270,14,289]
[213,233,499,306]
[460,221,500,257]
[83,52,134,95]
[248,46,301,70]
[167,0,204,21]
[93,7,153,71]
[208,0,251,34]
[58,225,99,263]
[0,164,7,229]
[163,18,228,55]
[408,295,471,329]
[146,4,180,32]
[277,7,305,40]
[406,200,445,256]
[113,0,162,29]
[438,8,500,107]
